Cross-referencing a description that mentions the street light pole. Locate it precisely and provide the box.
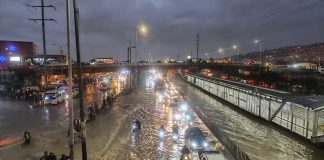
[237,46,240,63]
[72,0,88,159]
[233,45,240,64]
[254,40,262,85]
[66,0,74,159]
[218,49,223,63]
[222,50,224,61]
[135,31,138,92]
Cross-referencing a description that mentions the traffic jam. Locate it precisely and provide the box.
[135,70,227,160]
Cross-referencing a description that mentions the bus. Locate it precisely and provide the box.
[43,88,66,105]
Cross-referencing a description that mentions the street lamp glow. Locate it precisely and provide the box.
[233,45,238,49]
[218,48,223,53]
[254,40,260,44]
[138,23,148,36]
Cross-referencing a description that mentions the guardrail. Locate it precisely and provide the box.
[185,74,324,145]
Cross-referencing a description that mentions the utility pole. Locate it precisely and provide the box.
[72,0,88,159]
[66,0,74,159]
[29,0,56,91]
[129,40,132,63]
[60,46,64,75]
[129,40,132,89]
[127,47,130,62]
[196,33,199,59]
[134,32,138,92]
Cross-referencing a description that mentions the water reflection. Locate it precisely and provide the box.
[183,79,324,160]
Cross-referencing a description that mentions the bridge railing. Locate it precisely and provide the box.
[186,74,324,144]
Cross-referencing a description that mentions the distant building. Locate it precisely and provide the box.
[0,40,37,67]
[90,58,115,65]
[26,54,67,66]
[288,62,317,70]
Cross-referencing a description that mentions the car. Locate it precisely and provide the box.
[185,127,209,151]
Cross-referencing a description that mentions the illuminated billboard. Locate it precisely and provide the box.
[9,56,21,62]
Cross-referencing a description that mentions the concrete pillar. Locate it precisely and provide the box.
[312,111,319,137]
[306,108,310,138]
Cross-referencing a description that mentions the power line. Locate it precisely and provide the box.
[29,0,57,91]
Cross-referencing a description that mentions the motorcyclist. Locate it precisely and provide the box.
[23,131,31,144]
[48,152,57,160]
[172,124,179,141]
[172,124,179,132]
[135,119,141,130]
[102,98,107,107]
[88,103,96,120]
[158,125,166,139]
[159,125,166,131]
[106,95,111,105]
[132,119,141,132]
[40,151,49,160]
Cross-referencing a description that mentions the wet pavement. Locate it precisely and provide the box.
[0,75,223,160]
[1,73,323,160]
[171,76,324,160]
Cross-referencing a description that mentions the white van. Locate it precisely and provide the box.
[43,88,66,105]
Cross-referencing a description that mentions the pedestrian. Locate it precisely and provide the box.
[59,154,70,160]
[48,152,57,160]
[40,151,49,160]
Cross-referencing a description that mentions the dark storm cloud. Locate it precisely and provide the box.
[0,0,324,61]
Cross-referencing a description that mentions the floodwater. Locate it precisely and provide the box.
[0,76,221,160]
[172,77,324,160]
[1,74,323,160]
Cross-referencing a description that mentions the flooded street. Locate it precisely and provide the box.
[171,77,324,160]
[0,75,221,160]
[1,74,323,160]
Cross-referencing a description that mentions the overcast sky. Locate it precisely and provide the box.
[0,0,324,61]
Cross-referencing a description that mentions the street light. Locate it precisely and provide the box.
[218,48,224,62]
[134,22,148,92]
[138,22,148,37]
[233,45,240,64]
[254,40,262,85]
[205,52,209,59]
[135,22,149,62]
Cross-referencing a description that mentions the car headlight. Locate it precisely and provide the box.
[191,142,197,148]
[185,114,191,120]
[159,130,164,137]
[158,95,163,101]
[203,141,208,147]
[180,104,187,111]
[175,113,180,120]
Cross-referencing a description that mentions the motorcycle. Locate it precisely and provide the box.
[158,127,166,140]
[23,131,31,144]
[132,121,141,132]
[172,125,179,143]
[88,109,96,121]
